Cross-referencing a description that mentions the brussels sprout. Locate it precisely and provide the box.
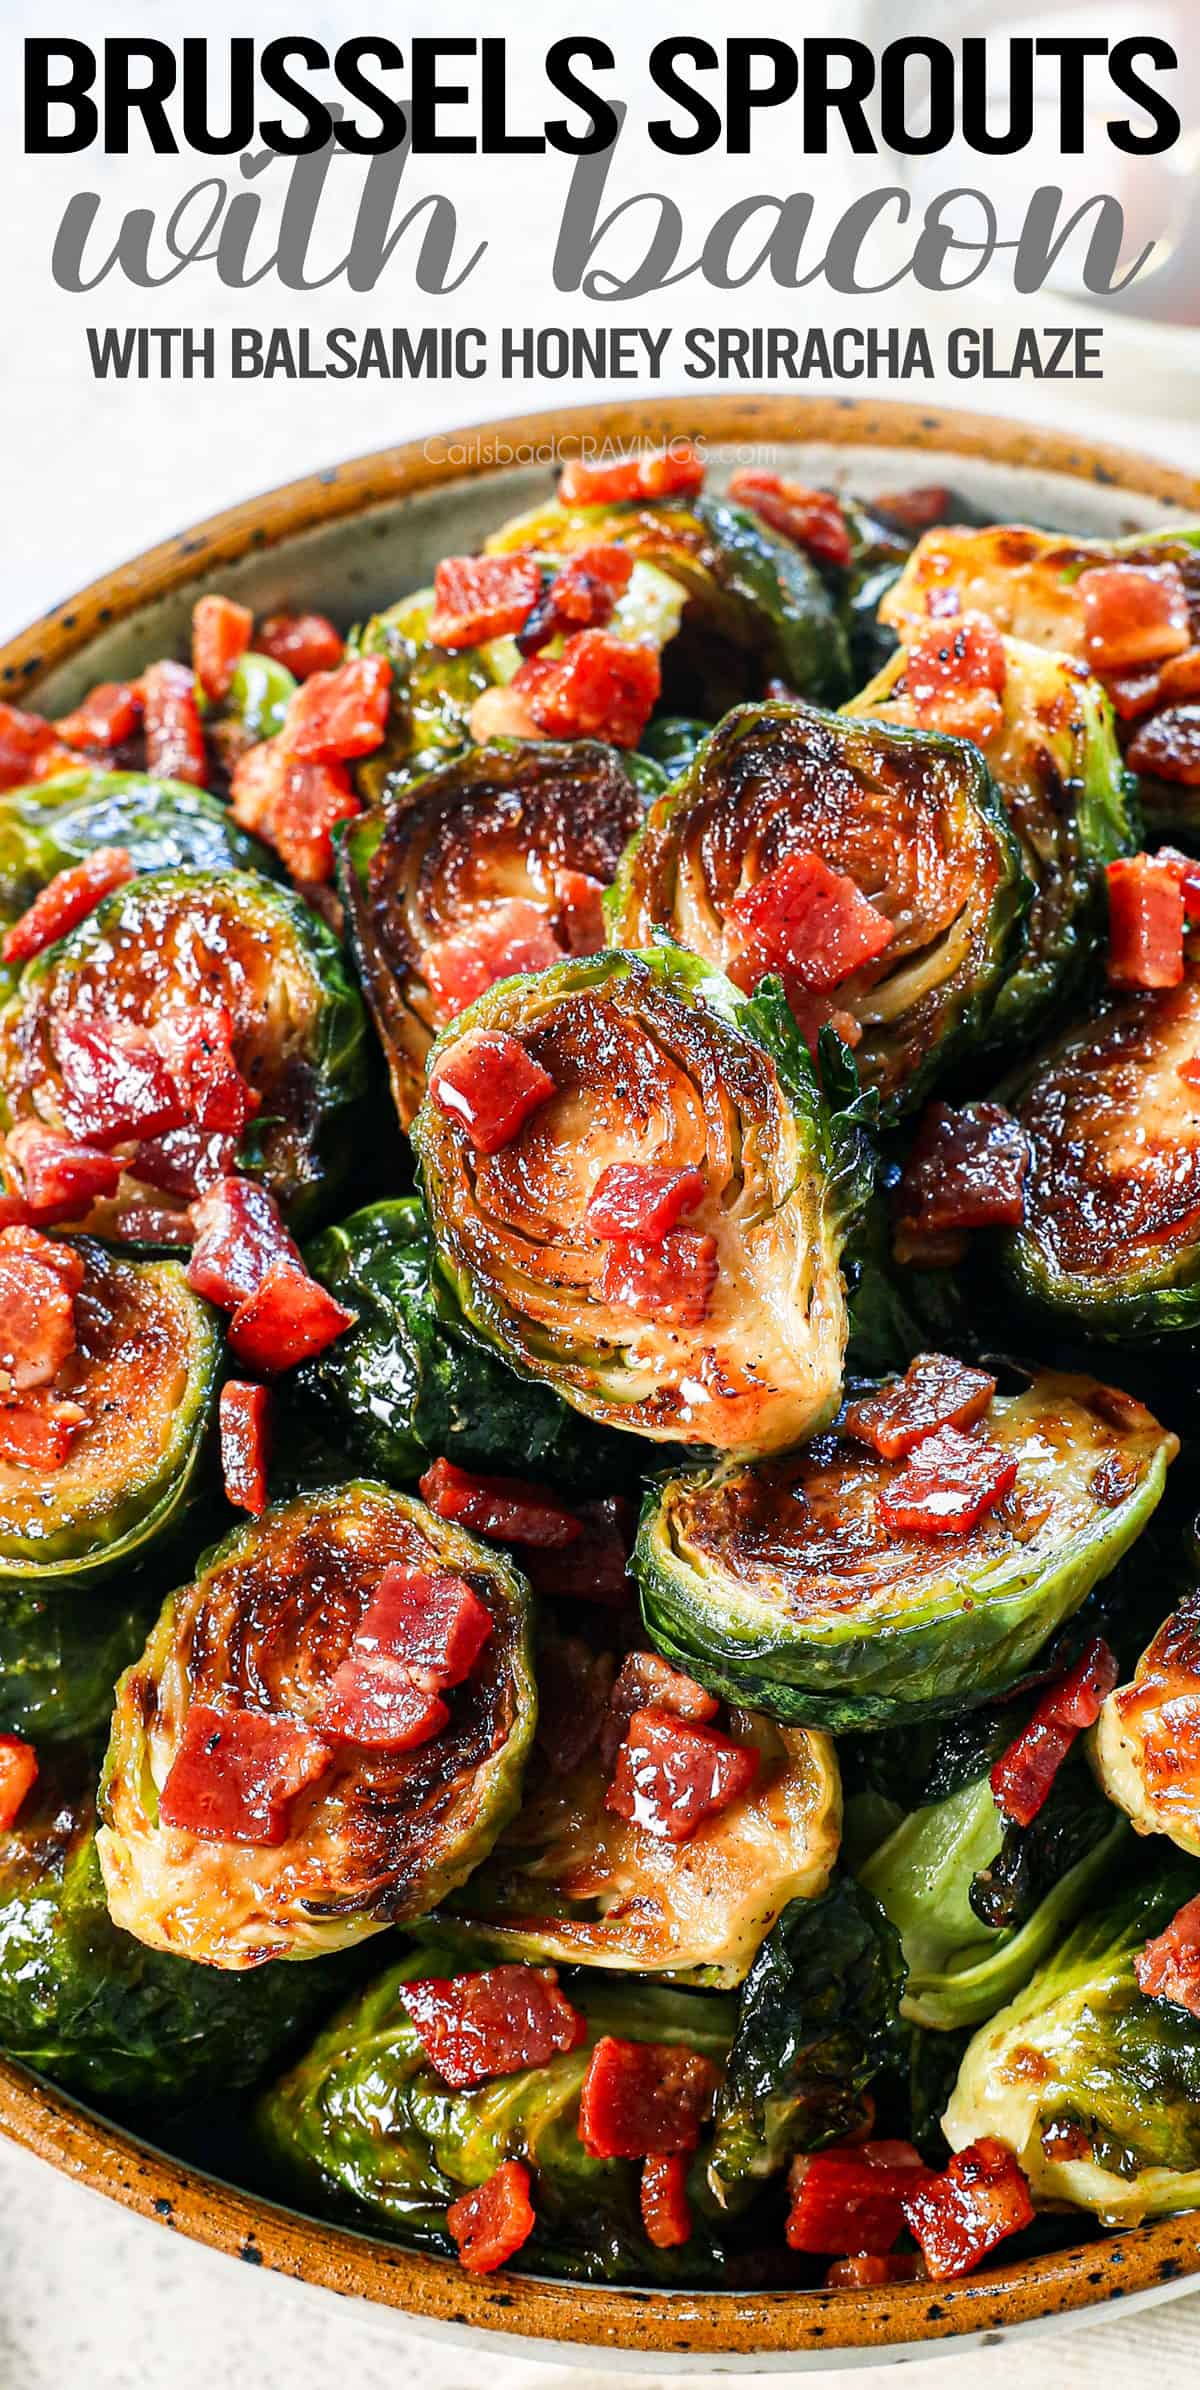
[0,1584,158,1742]
[97,1482,536,1969]
[943,1860,1200,2223]
[0,1748,341,2105]
[0,1241,220,1593]
[1001,953,1200,1337]
[0,868,368,1237]
[351,589,507,805]
[636,1372,1176,1731]
[608,701,1026,1117]
[225,653,296,744]
[259,1939,734,2280]
[340,740,649,1127]
[0,769,277,924]
[638,715,712,780]
[707,1875,905,2210]
[297,1199,637,1488]
[848,636,1135,1046]
[413,949,862,1458]
[1094,1593,1200,1854]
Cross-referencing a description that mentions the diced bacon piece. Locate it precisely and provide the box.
[1103,665,1164,723]
[446,2160,536,2275]
[585,1163,707,1243]
[726,852,894,994]
[607,1706,759,1842]
[905,614,1008,743]
[554,868,608,955]
[602,1651,718,1770]
[192,594,254,703]
[600,1231,718,1327]
[353,1564,493,1692]
[430,553,543,649]
[161,1702,331,1845]
[558,441,705,506]
[282,655,392,762]
[894,1103,1030,1242]
[877,1426,1018,1539]
[419,1456,582,1549]
[1135,1892,1200,2015]
[0,1736,38,1828]
[0,1224,82,1392]
[152,1006,260,1136]
[1128,704,1200,788]
[825,2253,927,2287]
[844,1355,997,1462]
[140,660,208,787]
[422,900,563,1022]
[186,1177,301,1307]
[402,1965,586,2088]
[3,1123,122,1225]
[2,846,135,966]
[901,2139,1034,2280]
[516,545,633,656]
[230,739,360,884]
[727,469,853,569]
[522,1495,633,1608]
[1106,854,1185,988]
[1154,647,1200,706]
[872,486,953,533]
[641,2153,692,2250]
[468,684,541,744]
[0,1396,87,1471]
[1159,846,1200,921]
[786,2142,931,2256]
[577,2035,720,2160]
[1078,563,1192,674]
[53,1019,185,1147]
[317,1653,449,1750]
[515,632,661,749]
[1181,1056,1200,1093]
[219,1380,272,1516]
[227,1260,354,1373]
[0,702,75,791]
[428,1027,555,1152]
[54,681,142,752]
[991,1636,1118,1826]
[257,613,344,677]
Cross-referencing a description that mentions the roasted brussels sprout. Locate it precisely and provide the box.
[607,701,1026,1116]
[259,1939,734,2280]
[413,949,860,1457]
[1094,1594,1200,1855]
[0,1241,220,1592]
[97,1482,536,1969]
[0,1585,157,1742]
[637,1373,1175,1730]
[340,741,648,1127]
[0,769,276,924]
[0,867,368,1237]
[943,1861,1200,2222]
[351,588,503,804]
[848,636,1135,1045]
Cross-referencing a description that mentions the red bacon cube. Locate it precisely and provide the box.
[140,660,208,787]
[192,594,254,703]
[159,1703,331,1846]
[422,899,563,1022]
[0,1396,88,1471]
[3,1123,122,1225]
[356,1564,493,1690]
[257,612,344,678]
[0,1224,82,1392]
[990,1636,1119,1826]
[429,553,543,649]
[418,1456,583,1549]
[515,631,660,749]
[227,1260,355,1372]
[429,1027,555,1153]
[446,2160,536,2275]
[607,1707,759,1842]
[726,852,894,994]
[54,681,142,753]
[877,1426,1018,1538]
[786,2142,931,2256]
[401,1965,586,2088]
[727,470,853,569]
[641,2153,692,2249]
[219,1380,272,1516]
[577,2034,719,2160]
[585,1163,707,1243]
[600,1231,718,1327]
[282,655,392,762]
[0,1736,39,1829]
[317,1654,449,1751]
[2,847,135,967]
[557,441,705,507]
[900,2139,1034,2279]
[1106,854,1187,989]
[53,1019,186,1148]
[844,1355,997,1462]
[186,1176,301,1307]
[1078,562,1191,674]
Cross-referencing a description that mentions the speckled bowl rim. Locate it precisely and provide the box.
[3,392,1200,2358]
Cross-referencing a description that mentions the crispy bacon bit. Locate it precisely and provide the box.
[1135,1892,1200,2016]
[585,1163,707,1243]
[152,1006,260,1137]
[991,1636,1119,1826]
[602,1651,718,1769]
[726,851,894,994]
[230,739,360,884]
[0,1224,83,1392]
[727,469,853,569]
[517,545,634,658]
[467,684,541,744]
[872,486,952,534]
[192,594,254,703]
[0,1736,38,1829]
[905,614,1007,744]
[1078,562,1192,674]
[641,2153,692,2250]
[54,681,141,752]
[844,1355,997,1462]
[1160,846,1200,920]
[786,2142,930,2256]
[186,1177,301,1308]
[1181,1056,1200,1094]
[825,2253,927,2287]
[257,612,344,678]
[430,553,543,649]
[402,1966,586,2088]
[579,2036,719,2160]
[878,1426,1018,1539]
[422,900,563,1022]
[159,1703,331,1846]
[140,660,208,787]
[3,1123,122,1225]
[600,1231,718,1327]
[0,1396,88,1471]
[2,846,135,966]
[227,1260,355,1373]
[1128,703,1200,788]
[419,1456,582,1549]
[1106,855,1185,989]
[894,1102,1030,1247]
[522,1495,633,1608]
[53,1019,185,1148]
[607,1707,758,1842]
[354,1563,493,1690]
[219,1381,272,1516]
[429,1027,555,1153]
[283,655,393,762]
[558,441,705,507]
[317,1655,448,1751]
[446,2161,536,2275]
[0,701,80,790]
[514,631,661,749]
[900,2139,1034,2279]
[554,868,608,955]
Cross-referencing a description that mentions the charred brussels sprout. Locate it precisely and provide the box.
[351,588,504,803]
[944,1861,1200,2223]
[0,868,368,1237]
[1094,1594,1200,1855]
[0,1750,340,2104]
[608,701,1026,1116]
[0,769,276,923]
[97,1483,536,1969]
[636,1373,1175,1731]
[259,1941,733,2280]
[0,1241,220,1592]
[413,949,860,1457]
[0,1585,157,1741]
[340,741,648,1128]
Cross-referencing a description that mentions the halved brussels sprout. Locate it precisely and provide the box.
[943,1861,1200,2223]
[608,700,1026,1116]
[1094,1594,1200,1854]
[1001,951,1200,1337]
[340,741,648,1127]
[352,589,506,805]
[0,867,368,1236]
[848,636,1135,1045]
[0,1747,341,2105]
[97,1482,536,1969]
[413,949,858,1457]
[259,1939,734,2280]
[0,1584,158,1741]
[0,1241,220,1592]
[0,769,277,924]
[637,1372,1176,1730]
